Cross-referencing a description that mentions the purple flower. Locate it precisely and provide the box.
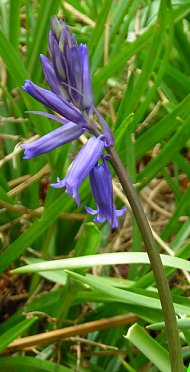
[22,80,87,126]
[85,158,126,228]
[40,54,69,100]
[21,16,95,163]
[21,121,84,159]
[79,44,93,111]
[20,17,121,228]
[48,16,93,111]
[51,136,105,206]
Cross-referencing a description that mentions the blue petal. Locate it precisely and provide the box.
[51,136,105,205]
[86,158,126,228]
[85,206,97,215]
[79,44,93,110]
[21,122,84,159]
[43,18,93,112]
[116,207,127,217]
[52,39,67,81]
[65,45,82,107]
[22,80,87,125]
[40,54,68,99]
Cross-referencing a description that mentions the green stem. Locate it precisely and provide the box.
[108,146,184,372]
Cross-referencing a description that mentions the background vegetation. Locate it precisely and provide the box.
[1,0,190,370]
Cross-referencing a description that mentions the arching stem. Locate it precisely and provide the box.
[108,146,184,372]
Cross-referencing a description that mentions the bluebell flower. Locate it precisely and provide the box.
[21,16,125,228]
[51,136,105,206]
[85,158,126,228]
[21,17,95,161]
[22,80,88,126]
[21,121,84,159]
[23,17,93,116]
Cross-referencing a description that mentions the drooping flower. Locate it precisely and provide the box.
[21,121,84,159]
[85,158,126,228]
[51,136,105,206]
[22,80,88,126]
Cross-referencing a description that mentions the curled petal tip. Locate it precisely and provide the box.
[85,206,97,216]
[116,206,127,217]
[22,83,28,91]
[50,180,65,189]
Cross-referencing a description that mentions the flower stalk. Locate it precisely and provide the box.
[108,146,184,372]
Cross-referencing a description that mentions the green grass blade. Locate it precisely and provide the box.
[66,270,190,315]
[0,317,38,353]
[12,252,190,275]
[147,318,190,331]
[9,0,20,50]
[126,323,171,372]
[26,0,61,80]
[92,27,152,94]
[123,0,168,118]
[131,11,173,131]
[109,0,134,45]
[0,29,29,84]
[161,187,190,241]
[0,30,53,134]
[0,193,74,274]
[93,2,190,94]
[66,270,163,310]
[89,0,112,59]
[135,93,190,160]
[74,222,102,257]
[110,0,139,58]
[138,115,190,189]
[0,357,72,372]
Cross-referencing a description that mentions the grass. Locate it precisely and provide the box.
[1,0,190,370]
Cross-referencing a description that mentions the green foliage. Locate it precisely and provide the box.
[125,323,171,372]
[0,317,38,353]
[1,0,190,370]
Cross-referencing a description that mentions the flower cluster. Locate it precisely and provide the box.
[21,16,126,228]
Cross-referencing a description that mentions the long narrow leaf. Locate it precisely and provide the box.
[0,357,72,372]
[0,317,38,353]
[12,252,190,273]
[126,323,171,372]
